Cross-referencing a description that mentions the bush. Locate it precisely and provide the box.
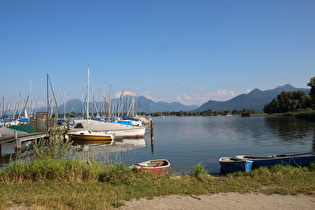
[0,158,105,183]
[192,164,209,181]
[99,163,134,184]
[31,126,72,160]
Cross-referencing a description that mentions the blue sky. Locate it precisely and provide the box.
[1,0,314,108]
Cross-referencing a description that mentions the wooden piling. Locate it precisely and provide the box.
[150,119,154,153]
[14,131,21,153]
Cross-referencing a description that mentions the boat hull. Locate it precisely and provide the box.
[67,130,113,143]
[68,120,146,140]
[219,157,253,172]
[236,153,315,169]
[131,159,170,176]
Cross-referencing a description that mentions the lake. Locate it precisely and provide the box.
[1,116,315,174]
[73,116,315,174]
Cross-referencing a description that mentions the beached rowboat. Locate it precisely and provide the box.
[219,157,253,172]
[131,159,170,176]
[235,152,315,169]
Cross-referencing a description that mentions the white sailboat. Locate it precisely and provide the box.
[67,67,114,143]
[68,119,146,140]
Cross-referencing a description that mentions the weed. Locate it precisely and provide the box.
[192,163,210,182]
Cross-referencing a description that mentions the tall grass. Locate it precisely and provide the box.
[295,110,315,121]
[0,158,105,183]
[1,161,315,209]
[31,125,72,160]
[192,163,210,181]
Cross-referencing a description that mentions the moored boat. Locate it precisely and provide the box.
[131,159,170,176]
[219,157,253,172]
[67,119,146,140]
[235,152,315,169]
[68,129,113,143]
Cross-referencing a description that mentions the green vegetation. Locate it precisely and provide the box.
[149,108,259,117]
[263,77,315,119]
[1,162,315,209]
[264,91,311,114]
[307,76,315,109]
[31,126,72,160]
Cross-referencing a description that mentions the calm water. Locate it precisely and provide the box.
[2,116,315,174]
[73,116,315,174]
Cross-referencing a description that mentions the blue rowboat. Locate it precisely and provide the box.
[219,157,253,172]
[235,152,315,169]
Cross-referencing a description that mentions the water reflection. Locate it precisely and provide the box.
[264,117,314,141]
[71,138,147,164]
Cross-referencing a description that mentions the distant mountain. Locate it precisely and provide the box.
[36,96,198,114]
[194,84,310,112]
[33,84,309,114]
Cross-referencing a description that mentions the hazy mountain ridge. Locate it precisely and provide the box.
[35,84,310,114]
[194,84,310,112]
[36,96,198,114]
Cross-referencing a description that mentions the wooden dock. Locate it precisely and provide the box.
[0,132,48,144]
[0,129,48,153]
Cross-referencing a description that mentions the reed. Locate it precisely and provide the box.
[0,158,105,183]
[192,163,211,182]
[31,125,72,160]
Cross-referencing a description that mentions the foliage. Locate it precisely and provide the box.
[264,90,311,114]
[149,109,259,117]
[0,158,104,183]
[295,110,315,121]
[1,163,315,209]
[192,163,210,181]
[98,163,134,184]
[30,126,72,160]
[307,76,315,108]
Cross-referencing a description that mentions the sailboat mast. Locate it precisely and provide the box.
[87,67,90,120]
[107,86,111,119]
[46,73,50,114]
[64,89,66,119]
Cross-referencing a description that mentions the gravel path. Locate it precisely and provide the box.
[119,193,315,210]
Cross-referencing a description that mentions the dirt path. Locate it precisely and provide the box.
[119,193,315,210]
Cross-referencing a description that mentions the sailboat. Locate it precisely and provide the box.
[68,119,145,140]
[67,67,114,143]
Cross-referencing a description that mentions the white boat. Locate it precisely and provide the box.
[68,119,146,140]
[66,68,115,143]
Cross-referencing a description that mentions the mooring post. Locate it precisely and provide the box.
[15,131,21,153]
[150,118,154,153]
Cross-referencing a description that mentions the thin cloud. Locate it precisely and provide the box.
[114,91,137,98]
[206,89,236,101]
[174,89,237,105]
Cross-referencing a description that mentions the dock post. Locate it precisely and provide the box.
[150,119,154,153]
[15,131,22,153]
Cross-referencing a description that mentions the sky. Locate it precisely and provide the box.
[1,0,315,108]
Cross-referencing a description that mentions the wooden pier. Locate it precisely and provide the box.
[0,129,48,153]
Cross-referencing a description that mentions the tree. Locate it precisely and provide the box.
[264,90,310,114]
[307,76,315,108]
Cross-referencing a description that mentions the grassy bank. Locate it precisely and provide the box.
[267,110,315,121]
[1,158,315,209]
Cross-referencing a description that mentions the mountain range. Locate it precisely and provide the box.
[36,84,310,114]
[194,84,310,112]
